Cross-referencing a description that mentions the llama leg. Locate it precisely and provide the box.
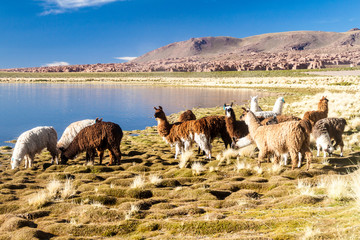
[316,143,321,157]
[111,147,122,165]
[297,152,302,168]
[24,156,28,168]
[283,154,288,166]
[97,150,104,165]
[339,140,344,157]
[175,144,181,159]
[305,151,312,171]
[290,151,298,170]
[258,150,266,168]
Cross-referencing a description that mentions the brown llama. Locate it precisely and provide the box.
[59,121,123,165]
[313,118,347,159]
[303,96,329,127]
[223,103,249,145]
[242,108,312,170]
[154,106,212,159]
[178,110,196,122]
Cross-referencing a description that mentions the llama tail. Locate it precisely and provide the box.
[233,135,253,149]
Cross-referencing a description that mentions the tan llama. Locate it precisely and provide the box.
[242,108,312,170]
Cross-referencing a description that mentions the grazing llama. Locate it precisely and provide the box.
[154,106,212,159]
[251,96,285,119]
[223,103,249,145]
[313,118,347,159]
[11,126,58,169]
[303,96,329,127]
[57,118,110,161]
[59,121,123,165]
[242,108,312,170]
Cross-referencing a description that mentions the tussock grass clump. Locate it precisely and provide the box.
[191,162,205,176]
[148,174,162,186]
[179,151,193,169]
[130,175,146,189]
[28,178,77,208]
[297,180,316,197]
[350,169,360,206]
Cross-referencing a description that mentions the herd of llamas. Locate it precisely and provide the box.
[10,96,347,172]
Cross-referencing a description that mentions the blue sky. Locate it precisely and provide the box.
[0,0,359,69]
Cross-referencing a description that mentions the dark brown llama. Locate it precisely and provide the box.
[59,121,123,165]
[223,103,249,145]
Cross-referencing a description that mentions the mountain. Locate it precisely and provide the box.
[2,29,360,72]
[133,30,360,63]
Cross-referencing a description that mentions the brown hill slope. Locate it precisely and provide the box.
[134,30,360,63]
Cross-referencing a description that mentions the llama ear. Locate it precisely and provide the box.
[223,104,226,110]
[154,107,158,110]
[230,102,233,107]
[158,106,163,110]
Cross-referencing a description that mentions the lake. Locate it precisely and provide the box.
[0,83,273,145]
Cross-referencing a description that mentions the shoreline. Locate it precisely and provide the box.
[0,75,359,92]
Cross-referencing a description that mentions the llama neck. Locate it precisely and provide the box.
[225,112,237,136]
[250,99,259,112]
[273,98,284,115]
[157,117,172,137]
[318,103,328,114]
[64,141,81,160]
[245,112,261,138]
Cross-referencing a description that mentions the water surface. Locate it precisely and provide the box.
[0,83,273,145]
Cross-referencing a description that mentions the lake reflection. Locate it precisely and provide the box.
[0,83,273,145]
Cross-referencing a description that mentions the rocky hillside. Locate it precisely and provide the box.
[134,30,360,63]
[2,29,360,73]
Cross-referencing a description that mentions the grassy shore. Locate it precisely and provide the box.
[1,73,360,239]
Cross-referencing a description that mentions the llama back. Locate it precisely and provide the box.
[63,121,123,159]
[178,110,196,122]
[313,118,346,138]
[13,126,58,160]
[254,121,307,154]
[57,119,96,149]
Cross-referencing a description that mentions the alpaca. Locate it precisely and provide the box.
[252,97,285,119]
[11,126,58,169]
[303,96,329,127]
[243,108,312,170]
[178,110,196,122]
[154,106,212,159]
[223,103,249,145]
[59,121,123,165]
[313,118,347,158]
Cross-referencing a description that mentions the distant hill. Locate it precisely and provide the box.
[2,29,360,73]
[133,30,360,63]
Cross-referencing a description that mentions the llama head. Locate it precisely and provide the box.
[318,96,329,111]
[265,116,278,125]
[223,103,234,118]
[10,156,21,169]
[241,107,252,124]
[154,106,166,120]
[316,134,334,154]
[59,147,69,165]
[250,96,259,112]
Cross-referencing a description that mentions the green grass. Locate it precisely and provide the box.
[0,70,312,79]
